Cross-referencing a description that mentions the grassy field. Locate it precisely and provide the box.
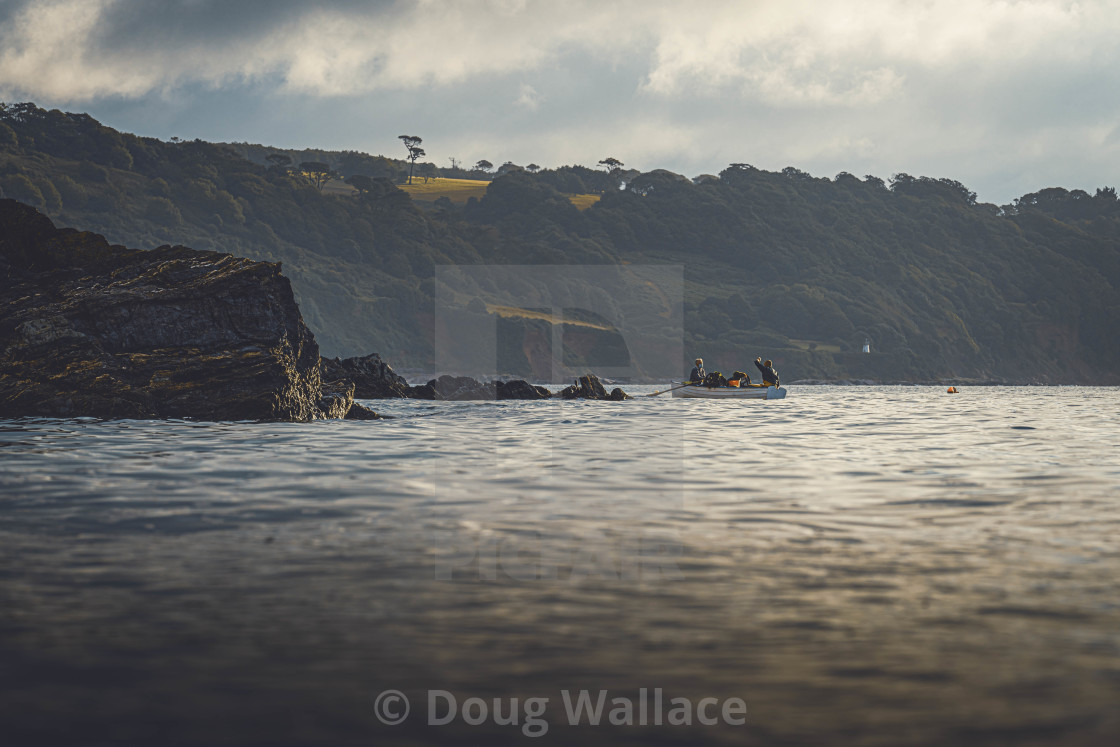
[395,177,600,210]
[399,178,490,203]
[487,304,616,330]
[567,193,601,210]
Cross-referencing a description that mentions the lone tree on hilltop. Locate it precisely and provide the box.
[299,161,335,192]
[475,159,493,173]
[398,135,425,184]
[526,163,540,173]
[598,157,623,174]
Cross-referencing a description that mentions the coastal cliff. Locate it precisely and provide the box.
[0,199,361,421]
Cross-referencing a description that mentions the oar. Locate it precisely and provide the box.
[647,382,695,397]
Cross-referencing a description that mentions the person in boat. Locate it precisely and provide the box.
[754,357,779,387]
[689,358,705,383]
[728,370,750,387]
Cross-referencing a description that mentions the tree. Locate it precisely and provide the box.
[299,161,335,191]
[398,135,425,184]
[0,122,18,151]
[266,152,292,170]
[347,173,373,195]
[0,172,44,206]
[526,163,540,173]
[448,157,460,170]
[892,173,977,205]
[475,159,493,172]
[598,157,623,173]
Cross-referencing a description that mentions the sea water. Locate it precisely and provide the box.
[2,386,1119,746]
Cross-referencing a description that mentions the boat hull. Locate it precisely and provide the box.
[671,383,787,399]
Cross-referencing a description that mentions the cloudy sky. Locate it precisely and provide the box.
[1,0,1118,204]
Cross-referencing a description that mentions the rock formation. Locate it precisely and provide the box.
[0,201,628,418]
[316,380,357,420]
[321,353,409,398]
[416,374,496,401]
[345,402,384,420]
[495,380,552,400]
[320,355,556,401]
[0,199,378,421]
[405,374,554,400]
[558,374,630,400]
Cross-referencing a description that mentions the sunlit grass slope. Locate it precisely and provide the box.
[486,304,615,330]
[567,193,601,210]
[398,177,601,210]
[399,178,490,203]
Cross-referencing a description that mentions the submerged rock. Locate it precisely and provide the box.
[393,373,552,400]
[321,353,409,398]
[427,374,496,401]
[558,374,629,400]
[404,380,439,400]
[344,402,385,420]
[0,199,358,421]
[381,370,624,401]
[495,379,552,400]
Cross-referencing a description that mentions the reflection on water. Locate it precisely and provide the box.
[2,387,1120,746]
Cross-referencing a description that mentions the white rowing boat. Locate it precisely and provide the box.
[671,383,787,399]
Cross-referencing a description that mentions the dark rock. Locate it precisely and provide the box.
[580,374,609,398]
[395,373,551,400]
[0,199,359,421]
[558,374,627,400]
[345,402,385,420]
[317,380,356,419]
[321,353,409,398]
[401,375,491,400]
[406,381,439,400]
[426,374,496,400]
[312,351,619,403]
[495,379,552,400]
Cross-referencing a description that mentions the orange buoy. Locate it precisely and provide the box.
[946,386,958,393]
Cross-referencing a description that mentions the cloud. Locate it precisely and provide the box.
[637,0,1113,106]
[515,83,542,111]
[4,0,1118,103]
[0,0,626,99]
[2,0,1120,202]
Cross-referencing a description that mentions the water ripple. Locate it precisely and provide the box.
[2,386,1120,744]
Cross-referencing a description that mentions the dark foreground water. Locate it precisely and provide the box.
[2,386,1119,746]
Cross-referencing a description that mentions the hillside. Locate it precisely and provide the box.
[2,102,1118,383]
